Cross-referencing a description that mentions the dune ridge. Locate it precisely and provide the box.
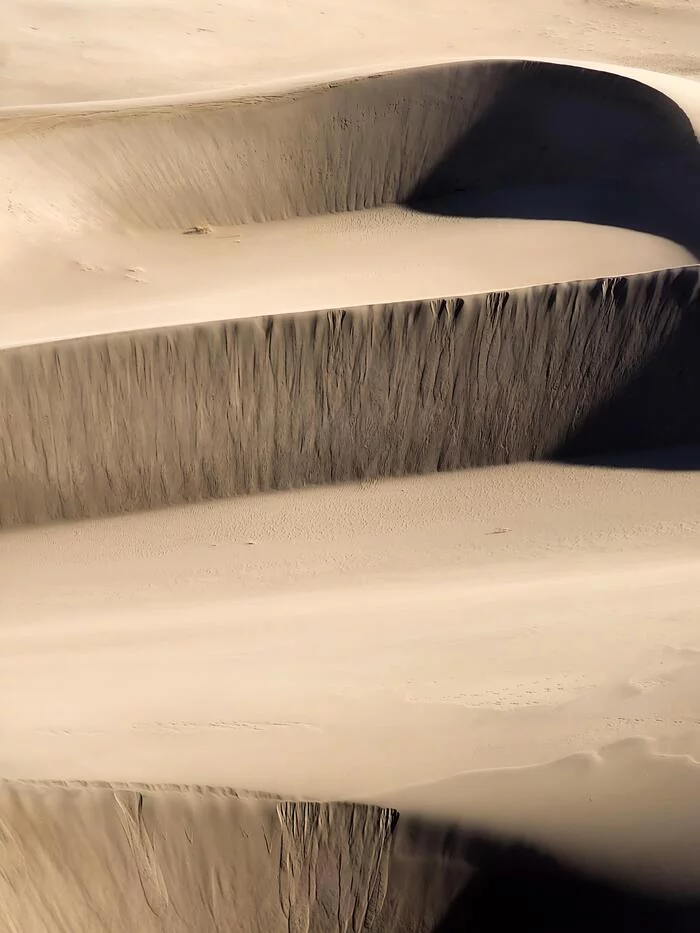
[2,779,699,932]
[1,266,699,527]
[0,781,399,933]
[2,31,700,930]
[1,60,698,240]
[2,59,699,526]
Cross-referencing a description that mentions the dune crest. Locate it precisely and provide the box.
[1,60,698,239]
[1,267,698,526]
[2,11,700,924]
[2,780,699,932]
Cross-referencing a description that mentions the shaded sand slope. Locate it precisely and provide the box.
[1,267,699,526]
[1,60,698,247]
[2,0,699,107]
[2,60,699,525]
[0,783,398,933]
[2,781,698,932]
[1,60,699,525]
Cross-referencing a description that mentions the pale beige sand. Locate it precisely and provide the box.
[2,213,694,349]
[2,58,699,526]
[2,0,700,929]
[1,0,699,106]
[3,458,700,903]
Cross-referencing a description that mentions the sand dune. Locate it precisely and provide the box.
[0,782,398,933]
[2,267,699,526]
[2,212,694,349]
[1,59,699,525]
[2,1,700,928]
[4,456,700,907]
[1,60,698,235]
[2,0,699,106]
[2,780,699,932]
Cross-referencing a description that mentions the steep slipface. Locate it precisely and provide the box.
[1,267,699,527]
[0,781,476,933]
[1,781,697,932]
[0,782,400,933]
[0,60,698,527]
[0,59,697,249]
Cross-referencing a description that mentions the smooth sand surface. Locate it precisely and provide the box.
[1,0,699,105]
[3,457,700,901]
[2,0,700,930]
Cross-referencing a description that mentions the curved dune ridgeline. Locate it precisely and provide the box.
[1,267,699,527]
[0,59,699,245]
[1,59,699,526]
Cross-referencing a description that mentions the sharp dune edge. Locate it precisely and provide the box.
[1,268,699,526]
[2,59,700,525]
[1,60,698,237]
[0,782,398,933]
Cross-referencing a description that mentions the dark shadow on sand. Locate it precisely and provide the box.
[426,829,700,932]
[556,444,700,471]
[402,65,700,471]
[405,63,700,257]
[407,64,700,259]
[551,281,700,468]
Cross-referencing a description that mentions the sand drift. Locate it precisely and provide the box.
[0,57,699,527]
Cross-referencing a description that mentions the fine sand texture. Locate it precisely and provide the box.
[3,458,700,929]
[2,0,700,930]
[2,267,700,527]
[2,781,699,933]
[1,57,699,525]
[1,0,699,106]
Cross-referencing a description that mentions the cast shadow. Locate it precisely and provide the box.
[550,276,700,468]
[429,829,700,932]
[555,444,700,471]
[405,62,700,258]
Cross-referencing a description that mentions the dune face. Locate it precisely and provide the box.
[1,59,699,525]
[2,61,698,240]
[0,784,396,933]
[3,782,698,933]
[1,267,699,526]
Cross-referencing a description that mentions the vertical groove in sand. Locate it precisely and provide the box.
[1,267,699,527]
[0,781,402,933]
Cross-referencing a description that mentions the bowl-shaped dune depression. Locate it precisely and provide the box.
[1,52,700,933]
